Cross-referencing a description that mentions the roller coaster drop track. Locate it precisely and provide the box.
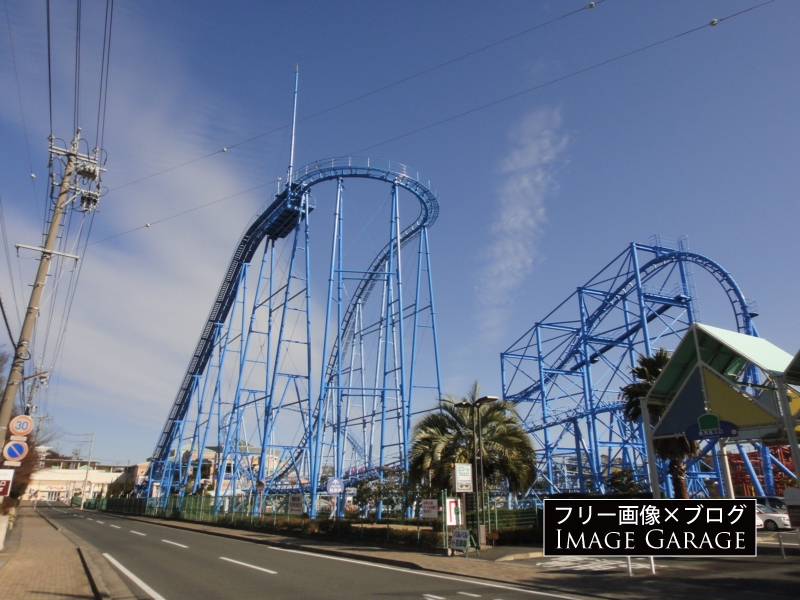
[501,238,768,498]
[148,158,442,516]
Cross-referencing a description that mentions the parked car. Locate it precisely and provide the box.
[756,505,792,531]
[737,495,787,511]
[756,513,764,530]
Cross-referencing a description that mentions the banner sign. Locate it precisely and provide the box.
[452,463,473,493]
[445,498,461,526]
[451,529,469,550]
[288,494,304,515]
[0,469,13,497]
[420,499,438,519]
[543,499,757,557]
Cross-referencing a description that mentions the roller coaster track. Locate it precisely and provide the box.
[506,247,754,404]
[152,158,438,466]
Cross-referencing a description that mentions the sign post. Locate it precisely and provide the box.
[326,477,344,529]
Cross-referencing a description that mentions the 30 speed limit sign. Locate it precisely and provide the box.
[9,415,34,436]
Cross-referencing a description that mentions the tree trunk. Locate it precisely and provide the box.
[668,458,689,499]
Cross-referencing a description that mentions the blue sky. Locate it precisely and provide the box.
[1,0,798,463]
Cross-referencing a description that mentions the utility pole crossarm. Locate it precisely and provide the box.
[14,244,80,261]
[0,128,104,449]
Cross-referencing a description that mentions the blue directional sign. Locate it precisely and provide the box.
[326,477,344,497]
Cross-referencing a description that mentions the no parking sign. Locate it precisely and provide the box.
[3,441,28,462]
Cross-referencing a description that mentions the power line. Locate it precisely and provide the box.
[73,0,82,132]
[46,0,53,135]
[95,0,115,150]
[90,0,776,247]
[88,180,277,246]
[105,1,606,194]
[353,1,777,154]
[0,292,14,347]
[0,189,22,329]
[3,0,43,223]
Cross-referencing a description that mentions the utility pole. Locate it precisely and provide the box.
[0,128,104,459]
[80,433,95,510]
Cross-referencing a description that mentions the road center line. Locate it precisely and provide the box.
[220,556,277,574]
[96,521,104,524]
[458,594,482,598]
[110,525,121,529]
[131,531,146,536]
[162,539,188,548]
[103,553,168,600]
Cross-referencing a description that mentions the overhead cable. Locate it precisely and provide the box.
[106,1,606,193]
[92,0,776,246]
[353,0,777,154]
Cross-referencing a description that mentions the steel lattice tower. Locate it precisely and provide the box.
[148,158,442,516]
[501,237,764,498]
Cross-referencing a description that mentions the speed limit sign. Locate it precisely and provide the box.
[9,415,34,437]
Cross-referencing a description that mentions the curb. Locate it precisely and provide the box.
[496,550,543,562]
[37,510,137,600]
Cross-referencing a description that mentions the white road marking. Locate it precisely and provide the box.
[87,518,93,520]
[96,521,105,524]
[162,540,188,548]
[103,554,168,600]
[535,556,660,572]
[423,595,446,600]
[760,541,799,547]
[458,594,482,598]
[264,546,584,599]
[220,556,277,574]
[131,530,146,536]
[110,525,121,529]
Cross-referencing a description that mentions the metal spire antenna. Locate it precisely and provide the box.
[286,65,299,191]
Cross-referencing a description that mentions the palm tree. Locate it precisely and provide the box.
[409,382,536,494]
[620,348,699,499]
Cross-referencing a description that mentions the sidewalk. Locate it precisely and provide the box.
[0,504,136,600]
[0,506,95,600]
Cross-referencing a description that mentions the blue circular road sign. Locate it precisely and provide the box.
[3,441,28,461]
[326,477,344,496]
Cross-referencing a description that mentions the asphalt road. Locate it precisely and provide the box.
[41,504,587,600]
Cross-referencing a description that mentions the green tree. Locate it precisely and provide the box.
[409,382,536,495]
[619,348,699,499]
[353,468,405,518]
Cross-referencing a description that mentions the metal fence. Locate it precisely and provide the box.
[99,492,542,548]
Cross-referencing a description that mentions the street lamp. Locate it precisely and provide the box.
[454,395,497,538]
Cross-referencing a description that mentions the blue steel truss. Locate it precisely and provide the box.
[501,237,762,498]
[148,158,442,514]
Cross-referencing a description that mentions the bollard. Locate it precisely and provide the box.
[778,532,785,560]
[649,556,656,574]
[626,556,633,577]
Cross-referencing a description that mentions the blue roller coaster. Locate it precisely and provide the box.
[147,157,442,516]
[501,236,766,498]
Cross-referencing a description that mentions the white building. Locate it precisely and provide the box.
[26,466,123,502]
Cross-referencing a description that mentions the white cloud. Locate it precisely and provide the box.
[475,108,568,340]
[0,4,282,460]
